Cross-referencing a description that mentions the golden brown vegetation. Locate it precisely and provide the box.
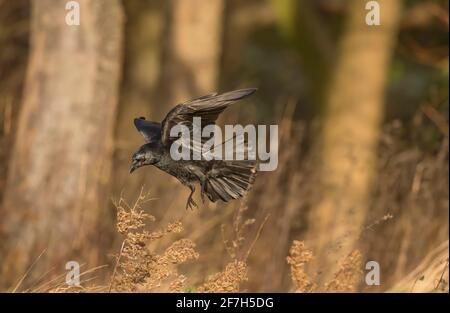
[110,189,252,293]
[286,241,316,292]
[111,189,199,292]
[287,240,363,293]
[392,240,449,293]
[10,186,448,293]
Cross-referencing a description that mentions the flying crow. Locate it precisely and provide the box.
[130,88,258,210]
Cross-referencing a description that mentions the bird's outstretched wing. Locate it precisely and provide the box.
[160,88,257,148]
[134,117,162,143]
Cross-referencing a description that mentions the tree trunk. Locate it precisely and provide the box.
[306,0,402,282]
[0,0,30,203]
[270,0,333,107]
[162,0,224,109]
[0,0,123,289]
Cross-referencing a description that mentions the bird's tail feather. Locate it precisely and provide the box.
[205,160,257,202]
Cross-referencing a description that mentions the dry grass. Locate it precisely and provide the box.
[110,188,199,292]
[363,119,449,289]
[324,251,363,292]
[10,190,257,293]
[196,204,262,293]
[197,260,248,292]
[392,240,449,293]
[109,189,254,293]
[286,241,316,292]
[287,240,363,292]
[8,187,448,293]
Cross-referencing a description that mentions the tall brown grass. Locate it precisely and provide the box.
[110,189,252,293]
[8,181,448,293]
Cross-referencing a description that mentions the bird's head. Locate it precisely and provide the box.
[130,143,159,173]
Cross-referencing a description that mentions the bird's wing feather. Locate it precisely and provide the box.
[160,88,257,148]
[134,117,162,143]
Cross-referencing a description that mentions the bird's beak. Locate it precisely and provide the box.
[129,160,138,174]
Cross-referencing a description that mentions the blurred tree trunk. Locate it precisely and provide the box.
[113,0,165,201]
[306,0,402,283]
[271,0,333,107]
[161,0,224,109]
[0,0,123,288]
[0,0,30,203]
[221,0,275,86]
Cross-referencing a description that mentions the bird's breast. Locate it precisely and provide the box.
[154,158,200,186]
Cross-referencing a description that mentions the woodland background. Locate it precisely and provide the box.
[0,0,448,292]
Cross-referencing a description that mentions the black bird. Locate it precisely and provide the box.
[130,88,258,210]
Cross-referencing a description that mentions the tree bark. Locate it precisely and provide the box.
[0,0,123,288]
[306,0,402,282]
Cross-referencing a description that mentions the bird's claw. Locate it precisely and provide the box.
[201,179,207,203]
[186,195,197,210]
[200,192,205,204]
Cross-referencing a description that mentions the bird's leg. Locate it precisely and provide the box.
[186,185,197,210]
[200,177,207,203]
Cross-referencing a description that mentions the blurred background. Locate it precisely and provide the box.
[0,0,448,292]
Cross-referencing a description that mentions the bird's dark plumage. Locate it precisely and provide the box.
[134,117,161,143]
[130,88,258,209]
